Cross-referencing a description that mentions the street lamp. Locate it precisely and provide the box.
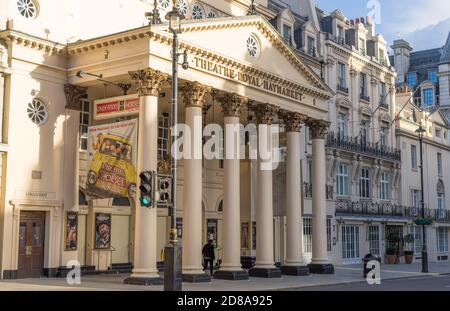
[164,0,187,292]
[414,119,429,273]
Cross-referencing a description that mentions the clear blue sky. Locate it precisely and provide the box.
[315,0,450,52]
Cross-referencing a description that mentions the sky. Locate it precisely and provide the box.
[315,0,450,53]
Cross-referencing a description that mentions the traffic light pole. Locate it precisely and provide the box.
[164,14,182,292]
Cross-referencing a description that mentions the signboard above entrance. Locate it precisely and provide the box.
[93,94,139,120]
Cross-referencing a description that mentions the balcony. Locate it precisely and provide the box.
[326,132,401,162]
[337,83,349,94]
[335,200,450,223]
[379,99,389,110]
[360,94,370,102]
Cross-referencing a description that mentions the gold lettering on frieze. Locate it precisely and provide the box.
[192,56,304,103]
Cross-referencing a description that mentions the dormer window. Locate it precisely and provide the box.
[283,24,293,45]
[337,25,344,44]
[407,72,417,88]
[307,36,316,56]
[428,70,438,83]
[379,48,385,64]
[423,88,434,107]
[359,38,366,55]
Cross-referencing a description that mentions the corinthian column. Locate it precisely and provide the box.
[213,93,249,280]
[306,118,334,274]
[181,81,212,282]
[124,68,168,285]
[249,103,282,278]
[279,111,309,276]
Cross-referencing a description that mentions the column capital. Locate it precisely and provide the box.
[181,81,212,108]
[279,110,307,132]
[254,103,279,125]
[349,67,358,78]
[217,93,247,117]
[64,84,87,111]
[306,118,330,139]
[129,68,169,97]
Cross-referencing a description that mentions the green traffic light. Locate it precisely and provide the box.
[140,196,152,207]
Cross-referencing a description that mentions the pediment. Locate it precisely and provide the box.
[152,15,333,98]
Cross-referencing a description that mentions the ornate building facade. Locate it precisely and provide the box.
[0,0,448,282]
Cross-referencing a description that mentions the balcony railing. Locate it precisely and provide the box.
[360,94,370,102]
[337,83,349,94]
[379,99,389,109]
[326,132,401,161]
[335,200,450,223]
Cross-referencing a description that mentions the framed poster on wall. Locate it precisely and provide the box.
[241,222,249,249]
[64,212,78,251]
[94,213,111,249]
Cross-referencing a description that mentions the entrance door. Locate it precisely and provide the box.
[342,225,360,264]
[18,211,45,278]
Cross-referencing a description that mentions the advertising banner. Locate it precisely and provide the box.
[86,119,138,199]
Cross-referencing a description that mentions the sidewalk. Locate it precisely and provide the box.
[1,261,449,291]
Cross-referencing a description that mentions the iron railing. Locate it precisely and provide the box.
[335,199,450,223]
[326,131,401,161]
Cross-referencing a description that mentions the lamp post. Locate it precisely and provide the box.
[164,0,187,291]
[415,122,428,273]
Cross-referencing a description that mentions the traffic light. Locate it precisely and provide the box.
[139,171,155,208]
[156,174,173,207]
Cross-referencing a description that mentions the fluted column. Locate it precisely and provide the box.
[181,81,212,282]
[124,68,168,285]
[249,103,282,278]
[214,93,249,280]
[279,111,309,276]
[307,118,334,274]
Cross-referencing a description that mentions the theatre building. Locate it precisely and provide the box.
[0,0,340,281]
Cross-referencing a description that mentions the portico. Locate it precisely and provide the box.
[65,14,334,282]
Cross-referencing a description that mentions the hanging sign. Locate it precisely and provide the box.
[93,94,139,120]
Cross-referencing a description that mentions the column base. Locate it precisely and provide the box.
[123,276,164,285]
[280,265,310,276]
[248,267,282,278]
[308,263,335,274]
[213,270,249,280]
[182,273,211,283]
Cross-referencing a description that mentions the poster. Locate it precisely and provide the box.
[241,222,249,249]
[95,213,111,249]
[86,119,138,199]
[64,212,78,251]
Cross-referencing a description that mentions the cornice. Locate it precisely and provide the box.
[396,128,450,151]
[325,39,396,79]
[0,29,66,55]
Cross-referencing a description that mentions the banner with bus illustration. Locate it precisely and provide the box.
[86,119,138,199]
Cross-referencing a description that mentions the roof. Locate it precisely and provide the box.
[440,32,450,63]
